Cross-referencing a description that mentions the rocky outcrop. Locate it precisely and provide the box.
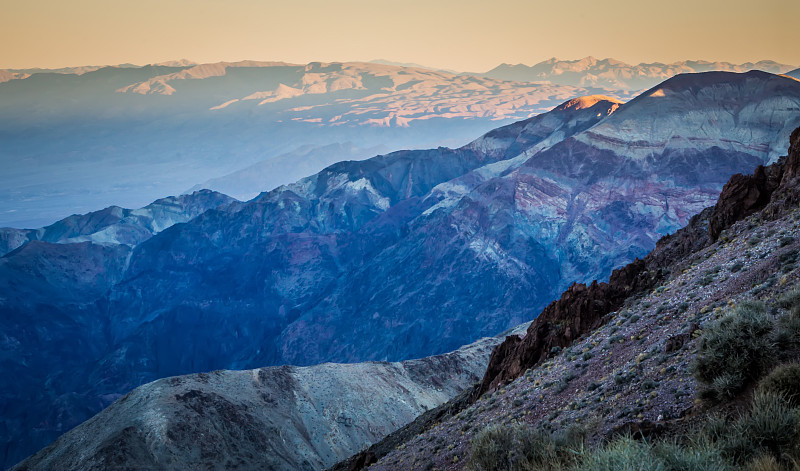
[708,165,784,240]
[478,258,659,394]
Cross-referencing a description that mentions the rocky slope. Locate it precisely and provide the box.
[0,60,623,228]
[3,72,800,469]
[482,56,796,90]
[343,125,800,471]
[0,190,234,257]
[11,328,521,471]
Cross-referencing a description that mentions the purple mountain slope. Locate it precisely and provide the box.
[3,71,800,469]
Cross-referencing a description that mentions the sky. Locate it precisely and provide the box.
[2,0,799,72]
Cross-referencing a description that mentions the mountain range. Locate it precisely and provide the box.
[482,56,797,90]
[12,85,800,471]
[0,60,625,228]
[0,190,233,257]
[2,69,800,469]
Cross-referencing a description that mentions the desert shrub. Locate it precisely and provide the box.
[775,313,800,351]
[468,425,516,471]
[652,438,730,471]
[778,287,800,317]
[775,288,800,351]
[577,436,661,471]
[757,364,800,407]
[720,392,800,466]
[467,424,583,471]
[692,301,776,401]
[743,454,782,471]
[699,274,715,287]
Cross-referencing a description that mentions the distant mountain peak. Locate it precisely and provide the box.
[554,94,624,112]
[483,57,798,90]
[150,59,197,67]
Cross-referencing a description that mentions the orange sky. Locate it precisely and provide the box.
[2,0,798,71]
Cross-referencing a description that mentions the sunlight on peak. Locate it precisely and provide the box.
[556,95,624,112]
[650,89,666,97]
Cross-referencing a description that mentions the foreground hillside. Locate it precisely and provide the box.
[11,329,523,470]
[341,126,800,470]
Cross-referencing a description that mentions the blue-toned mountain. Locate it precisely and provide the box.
[0,189,234,257]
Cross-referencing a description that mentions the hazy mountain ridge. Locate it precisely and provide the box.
[117,60,623,124]
[482,56,797,90]
[0,190,234,257]
[188,143,391,201]
[0,60,625,228]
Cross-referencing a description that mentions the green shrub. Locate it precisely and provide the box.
[721,392,800,466]
[652,438,730,471]
[467,424,583,471]
[468,425,516,471]
[757,364,800,407]
[577,436,661,471]
[776,316,800,352]
[691,301,776,401]
[778,287,800,317]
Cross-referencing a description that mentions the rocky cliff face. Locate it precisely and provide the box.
[11,331,511,471]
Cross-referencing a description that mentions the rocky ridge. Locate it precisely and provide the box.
[0,190,235,257]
